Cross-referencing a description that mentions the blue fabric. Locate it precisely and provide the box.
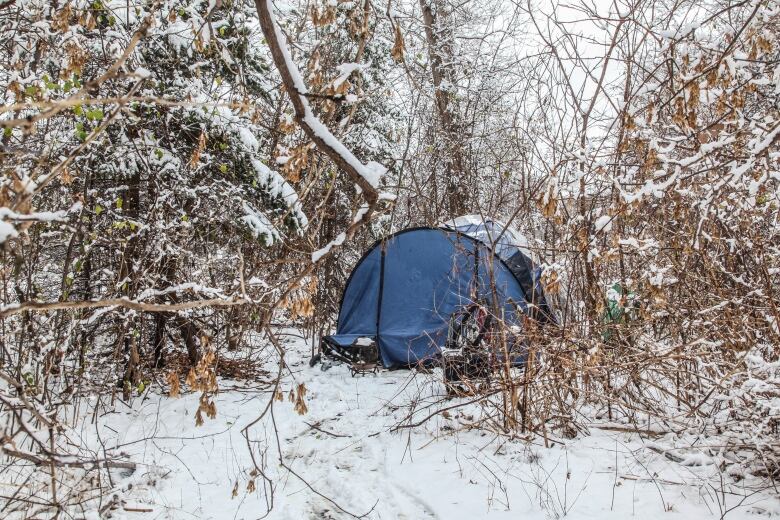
[331,228,530,369]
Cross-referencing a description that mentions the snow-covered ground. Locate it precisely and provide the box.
[90,332,779,519]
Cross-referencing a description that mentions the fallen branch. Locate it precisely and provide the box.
[0,296,255,318]
[1,446,137,471]
[304,421,351,438]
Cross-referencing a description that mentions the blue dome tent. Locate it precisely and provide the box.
[322,218,553,369]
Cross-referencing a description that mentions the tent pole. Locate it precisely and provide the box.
[473,242,480,301]
[375,241,386,341]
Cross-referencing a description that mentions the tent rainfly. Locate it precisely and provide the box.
[323,216,553,369]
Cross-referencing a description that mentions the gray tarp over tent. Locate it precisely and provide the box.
[323,217,553,368]
[441,215,553,322]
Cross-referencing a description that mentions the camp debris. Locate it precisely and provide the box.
[321,336,380,377]
[602,282,640,340]
[318,216,556,370]
[441,302,495,395]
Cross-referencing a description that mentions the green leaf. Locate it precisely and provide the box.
[3,127,11,137]
[94,204,103,215]
[136,381,145,394]
[74,104,83,116]
[63,80,73,93]
[154,148,164,159]
[86,108,104,121]
[24,85,38,96]
[181,214,189,222]
[219,163,228,173]
[115,197,123,210]
[74,121,87,141]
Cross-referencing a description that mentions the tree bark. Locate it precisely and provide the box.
[176,317,201,366]
[419,0,468,216]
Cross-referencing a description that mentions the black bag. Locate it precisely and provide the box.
[442,304,493,384]
[321,336,379,365]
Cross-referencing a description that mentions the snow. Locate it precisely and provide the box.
[73,333,779,520]
[658,22,701,40]
[0,207,69,222]
[105,0,149,26]
[137,283,228,300]
[0,220,18,243]
[302,113,386,188]
[238,127,259,152]
[0,207,71,243]
[351,203,370,224]
[246,276,268,287]
[312,232,346,262]
[332,62,364,89]
[363,161,388,188]
[166,20,196,56]
[250,159,308,228]
[751,122,780,154]
[446,214,495,228]
[594,215,612,233]
[241,202,280,245]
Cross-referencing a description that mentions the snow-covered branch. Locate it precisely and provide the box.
[254,0,392,265]
[254,0,385,203]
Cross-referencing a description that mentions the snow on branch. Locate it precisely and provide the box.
[253,0,389,264]
[0,295,254,319]
[311,232,346,263]
[254,0,385,198]
[0,203,82,243]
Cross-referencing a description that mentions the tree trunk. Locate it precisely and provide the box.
[177,317,201,366]
[419,0,469,216]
